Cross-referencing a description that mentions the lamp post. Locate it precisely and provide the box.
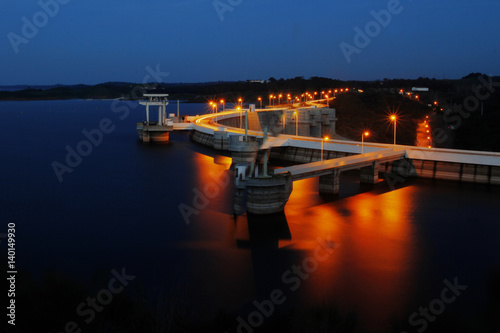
[294,111,298,136]
[269,94,272,107]
[220,99,225,111]
[237,106,242,128]
[257,97,262,109]
[238,98,243,107]
[321,136,329,161]
[361,131,370,154]
[390,115,397,145]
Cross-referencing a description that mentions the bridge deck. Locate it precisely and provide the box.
[188,108,500,167]
[274,148,406,180]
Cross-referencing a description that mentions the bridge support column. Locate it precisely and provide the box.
[391,158,417,177]
[360,162,380,184]
[246,173,293,214]
[213,129,229,150]
[319,169,340,195]
[229,135,258,167]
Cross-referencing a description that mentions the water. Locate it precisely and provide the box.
[1,100,499,332]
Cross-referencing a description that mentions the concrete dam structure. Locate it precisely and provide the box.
[183,104,500,214]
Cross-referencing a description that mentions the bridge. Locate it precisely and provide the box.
[167,102,500,214]
[273,148,407,195]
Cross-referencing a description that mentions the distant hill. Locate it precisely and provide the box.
[1,75,498,152]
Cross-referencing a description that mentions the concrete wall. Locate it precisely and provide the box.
[216,107,337,138]
[190,129,500,186]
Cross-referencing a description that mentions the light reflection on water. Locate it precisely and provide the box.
[3,101,499,332]
[185,148,421,330]
[281,177,418,330]
[182,144,500,331]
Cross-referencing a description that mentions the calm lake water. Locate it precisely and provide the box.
[1,100,499,332]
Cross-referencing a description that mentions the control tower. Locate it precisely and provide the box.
[136,93,173,142]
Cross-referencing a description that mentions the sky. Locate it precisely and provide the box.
[1,0,499,85]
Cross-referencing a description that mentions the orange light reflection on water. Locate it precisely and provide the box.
[183,152,257,319]
[190,153,232,240]
[285,178,418,332]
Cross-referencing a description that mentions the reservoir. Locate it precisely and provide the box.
[1,100,499,332]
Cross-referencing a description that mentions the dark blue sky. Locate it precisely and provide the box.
[1,0,499,85]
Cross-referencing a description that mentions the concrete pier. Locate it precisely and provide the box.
[229,135,258,166]
[213,128,230,150]
[246,173,293,215]
[360,161,380,184]
[319,169,340,195]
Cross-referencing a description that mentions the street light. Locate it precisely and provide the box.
[361,131,370,154]
[269,94,273,106]
[321,136,329,161]
[257,97,262,109]
[238,98,243,106]
[220,99,225,111]
[278,94,282,105]
[390,115,397,145]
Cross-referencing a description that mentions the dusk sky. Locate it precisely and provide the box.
[1,0,499,85]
